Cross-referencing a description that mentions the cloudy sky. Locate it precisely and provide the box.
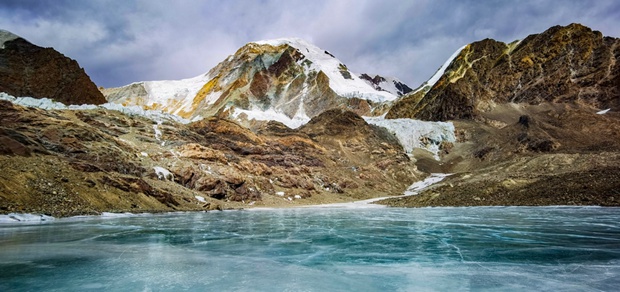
[1,0,619,88]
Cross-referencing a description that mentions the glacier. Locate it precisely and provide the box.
[0,92,192,124]
[364,116,456,159]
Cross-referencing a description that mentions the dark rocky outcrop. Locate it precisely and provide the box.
[0,30,105,105]
[387,23,620,121]
[360,73,413,96]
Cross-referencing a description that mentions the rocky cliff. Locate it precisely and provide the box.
[387,23,620,121]
[0,30,106,105]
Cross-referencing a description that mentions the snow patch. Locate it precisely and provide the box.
[298,173,451,209]
[360,75,410,96]
[153,166,174,181]
[364,116,455,160]
[597,108,611,115]
[412,44,468,94]
[231,107,310,129]
[153,121,163,141]
[403,173,451,196]
[0,92,192,124]
[0,29,20,49]
[195,196,206,203]
[254,38,398,103]
[141,74,213,116]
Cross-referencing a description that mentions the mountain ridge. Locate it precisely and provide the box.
[386,23,619,121]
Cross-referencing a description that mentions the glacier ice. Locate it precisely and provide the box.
[364,116,455,159]
[0,92,191,124]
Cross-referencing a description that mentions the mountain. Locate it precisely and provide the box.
[103,38,409,128]
[387,23,619,121]
[0,30,105,105]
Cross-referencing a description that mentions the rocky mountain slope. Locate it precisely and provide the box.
[378,23,620,207]
[0,95,420,216]
[0,30,105,105]
[387,23,619,121]
[103,38,411,128]
[380,102,620,207]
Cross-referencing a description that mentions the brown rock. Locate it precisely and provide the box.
[0,136,31,156]
[0,31,106,105]
[177,143,228,163]
[387,23,620,121]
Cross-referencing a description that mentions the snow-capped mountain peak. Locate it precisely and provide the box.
[104,37,412,127]
[253,38,399,103]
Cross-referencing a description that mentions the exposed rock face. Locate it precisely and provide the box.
[0,30,105,105]
[379,24,620,208]
[387,23,620,121]
[0,98,421,217]
[104,38,409,126]
[359,73,413,96]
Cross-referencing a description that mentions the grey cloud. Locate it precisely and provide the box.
[0,0,619,88]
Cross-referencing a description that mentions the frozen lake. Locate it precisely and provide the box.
[1,207,619,291]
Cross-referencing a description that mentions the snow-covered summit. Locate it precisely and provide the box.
[253,38,399,103]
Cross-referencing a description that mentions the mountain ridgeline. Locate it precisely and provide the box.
[387,23,619,121]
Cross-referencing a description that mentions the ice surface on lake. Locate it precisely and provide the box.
[1,207,619,291]
[0,213,54,223]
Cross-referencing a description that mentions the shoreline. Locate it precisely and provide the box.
[0,174,451,223]
[8,173,616,224]
[2,205,616,225]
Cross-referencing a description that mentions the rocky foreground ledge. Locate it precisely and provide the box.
[378,153,620,207]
